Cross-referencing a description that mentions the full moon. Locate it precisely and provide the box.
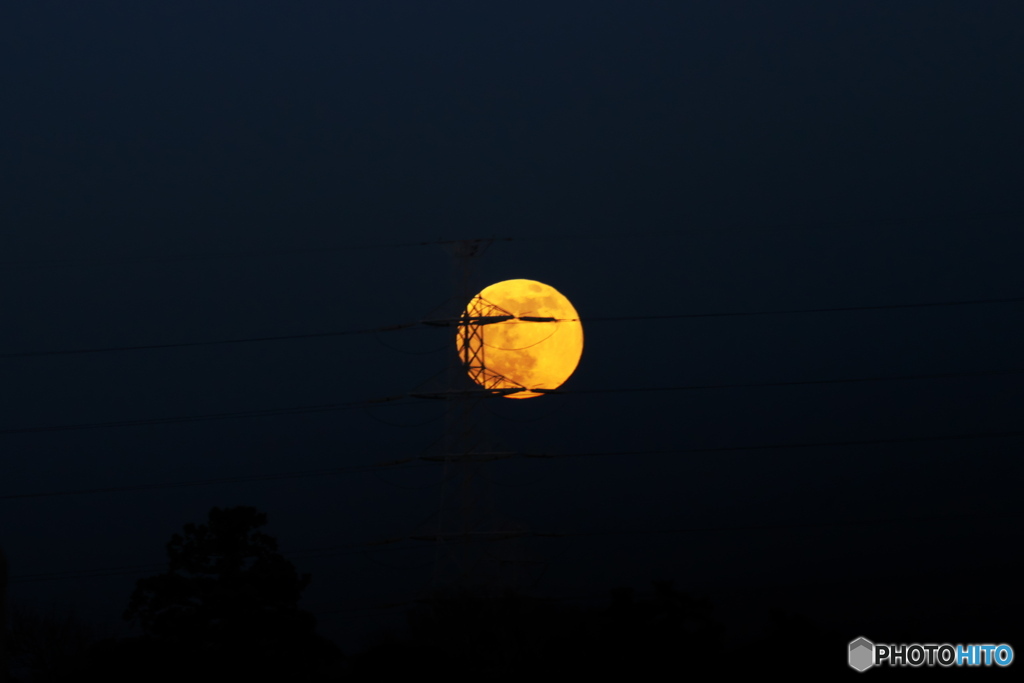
[458,279,583,398]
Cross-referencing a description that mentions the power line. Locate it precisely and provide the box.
[3,426,1020,501]
[535,366,1024,397]
[0,322,419,359]
[17,504,1020,584]
[0,395,414,435]
[580,295,1024,322]
[2,365,1020,436]
[4,294,1021,360]
[521,428,1024,460]
[6,214,1019,269]
[0,237,514,269]
[9,564,170,583]
[8,538,417,583]
[0,458,427,501]
[530,509,1024,540]
[411,366,1024,401]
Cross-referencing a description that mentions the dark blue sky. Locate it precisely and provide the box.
[2,1,1022,651]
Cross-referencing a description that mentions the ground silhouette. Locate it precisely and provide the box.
[14,509,1019,681]
[346,581,726,680]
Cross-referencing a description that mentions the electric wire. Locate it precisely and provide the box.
[12,499,1021,584]
[484,396,572,422]
[6,214,1019,269]
[359,547,436,572]
[1,365,1020,437]
[3,295,1021,359]
[313,604,411,616]
[8,540,421,583]
[358,402,448,429]
[536,366,1024,397]
[531,508,1024,539]
[0,322,419,359]
[0,396,416,436]
[482,325,560,351]
[0,237,515,269]
[2,426,1018,501]
[522,428,1024,461]
[370,463,453,491]
[572,295,1024,323]
[373,328,449,355]
[368,415,466,491]
[0,459,431,501]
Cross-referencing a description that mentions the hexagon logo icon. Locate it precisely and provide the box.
[849,637,875,672]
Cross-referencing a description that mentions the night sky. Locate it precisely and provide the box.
[3,1,1023,655]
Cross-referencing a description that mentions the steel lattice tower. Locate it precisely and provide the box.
[414,239,535,597]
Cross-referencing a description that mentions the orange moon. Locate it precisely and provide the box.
[458,279,583,398]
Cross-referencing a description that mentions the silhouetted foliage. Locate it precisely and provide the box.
[124,506,312,645]
[62,506,341,682]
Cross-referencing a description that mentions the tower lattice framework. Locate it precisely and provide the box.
[419,240,536,596]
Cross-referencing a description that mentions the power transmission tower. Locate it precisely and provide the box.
[411,239,532,597]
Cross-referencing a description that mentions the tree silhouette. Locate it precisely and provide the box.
[109,506,340,680]
[125,506,310,644]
